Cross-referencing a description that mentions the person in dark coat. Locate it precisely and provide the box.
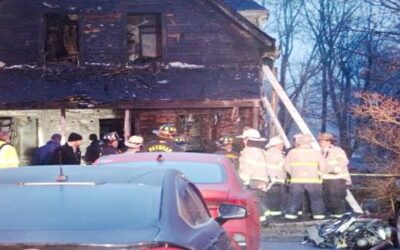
[100,131,121,156]
[84,134,101,164]
[33,133,61,165]
[143,124,183,152]
[51,132,82,165]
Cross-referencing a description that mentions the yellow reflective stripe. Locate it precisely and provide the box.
[291,178,322,184]
[265,211,282,216]
[284,214,298,219]
[290,162,318,167]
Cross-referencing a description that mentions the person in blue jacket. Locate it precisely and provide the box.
[33,133,61,165]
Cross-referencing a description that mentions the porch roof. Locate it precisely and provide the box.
[0,66,262,109]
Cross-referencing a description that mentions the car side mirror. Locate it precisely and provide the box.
[215,204,247,225]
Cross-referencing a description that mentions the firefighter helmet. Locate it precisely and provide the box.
[153,124,178,138]
[103,131,121,143]
[219,135,235,145]
[318,132,337,142]
[174,135,187,145]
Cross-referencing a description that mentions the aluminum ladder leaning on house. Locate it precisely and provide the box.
[260,65,363,214]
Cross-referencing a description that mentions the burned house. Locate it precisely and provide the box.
[0,0,276,165]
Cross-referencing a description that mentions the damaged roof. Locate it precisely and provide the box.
[223,0,266,11]
[0,65,261,109]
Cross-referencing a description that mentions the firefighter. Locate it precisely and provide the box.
[124,135,144,153]
[214,135,240,169]
[284,134,327,220]
[100,131,121,156]
[264,136,287,217]
[236,128,268,222]
[174,135,188,151]
[318,132,351,218]
[0,131,19,168]
[144,124,183,152]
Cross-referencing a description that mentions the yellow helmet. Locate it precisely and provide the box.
[153,124,178,138]
[174,135,187,145]
[219,135,235,145]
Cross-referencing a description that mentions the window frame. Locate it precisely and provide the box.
[43,13,81,65]
[126,13,163,63]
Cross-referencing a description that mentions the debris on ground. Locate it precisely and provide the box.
[305,214,394,249]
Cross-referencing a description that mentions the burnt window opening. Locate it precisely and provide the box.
[44,13,79,64]
[127,14,162,63]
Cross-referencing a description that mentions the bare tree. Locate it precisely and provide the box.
[352,92,400,212]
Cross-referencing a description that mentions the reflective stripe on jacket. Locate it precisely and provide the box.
[322,145,352,185]
[284,146,327,184]
[264,147,286,184]
[0,141,20,168]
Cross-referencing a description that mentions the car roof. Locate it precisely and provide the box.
[96,152,231,165]
[0,166,184,244]
[0,165,170,184]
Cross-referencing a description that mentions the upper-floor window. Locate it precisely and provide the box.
[127,14,162,63]
[44,13,79,64]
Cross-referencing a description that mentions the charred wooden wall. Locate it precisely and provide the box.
[134,107,260,152]
[0,0,269,66]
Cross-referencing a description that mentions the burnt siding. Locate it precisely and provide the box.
[165,0,263,65]
[0,0,267,66]
[82,13,125,64]
[0,1,42,64]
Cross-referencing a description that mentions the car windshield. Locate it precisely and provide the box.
[108,162,226,184]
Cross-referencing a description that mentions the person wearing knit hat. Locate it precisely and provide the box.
[51,132,82,165]
[68,132,83,142]
[124,135,144,153]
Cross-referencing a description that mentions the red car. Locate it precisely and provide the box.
[95,152,260,250]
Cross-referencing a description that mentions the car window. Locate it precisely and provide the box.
[176,177,211,226]
[107,162,226,184]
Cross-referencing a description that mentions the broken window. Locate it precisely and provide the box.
[44,13,79,64]
[127,14,162,62]
[0,117,14,141]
